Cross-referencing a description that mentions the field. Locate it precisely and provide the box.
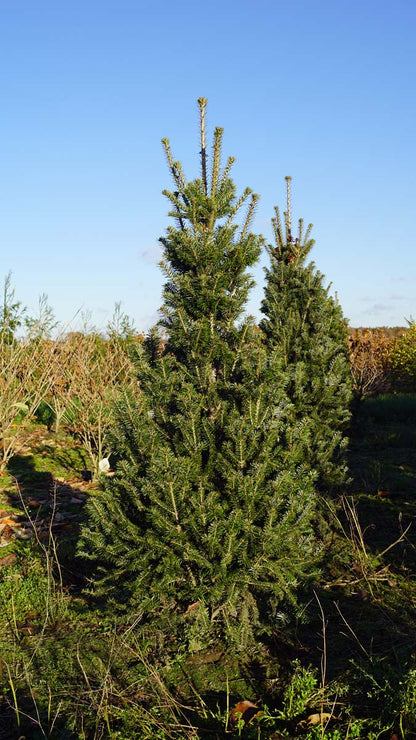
[0,393,415,738]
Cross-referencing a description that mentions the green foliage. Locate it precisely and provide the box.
[0,271,25,344]
[278,659,319,718]
[0,553,48,627]
[1,613,209,740]
[362,391,416,423]
[80,100,321,650]
[260,179,352,489]
[388,322,416,389]
[399,667,416,733]
[25,293,59,340]
[34,399,56,429]
[106,300,137,346]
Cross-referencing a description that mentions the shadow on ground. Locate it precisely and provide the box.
[3,452,95,588]
[285,393,416,725]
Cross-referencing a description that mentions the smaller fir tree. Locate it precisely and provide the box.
[260,177,352,490]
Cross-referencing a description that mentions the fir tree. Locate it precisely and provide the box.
[260,177,352,490]
[80,102,320,649]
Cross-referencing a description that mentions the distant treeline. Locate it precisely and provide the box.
[348,326,407,339]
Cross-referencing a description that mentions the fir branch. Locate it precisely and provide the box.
[285,175,292,238]
[240,193,259,241]
[198,97,208,195]
[211,126,223,198]
[223,186,252,231]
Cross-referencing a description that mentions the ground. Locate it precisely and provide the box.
[0,396,416,738]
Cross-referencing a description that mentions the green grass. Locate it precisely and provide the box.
[350,394,416,494]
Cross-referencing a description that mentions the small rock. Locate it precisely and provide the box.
[14,528,33,540]
[70,497,84,504]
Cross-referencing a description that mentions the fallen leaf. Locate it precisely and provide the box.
[298,712,340,729]
[229,700,262,729]
[0,553,17,567]
[184,601,200,616]
[308,713,332,726]
[0,525,15,540]
[0,517,18,527]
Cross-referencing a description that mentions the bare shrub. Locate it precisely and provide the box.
[0,335,56,469]
[49,331,137,475]
[348,328,393,402]
[0,278,59,468]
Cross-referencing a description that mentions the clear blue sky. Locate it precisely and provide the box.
[1,0,415,331]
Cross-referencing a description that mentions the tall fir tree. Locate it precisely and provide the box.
[80,102,321,649]
[260,177,352,490]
